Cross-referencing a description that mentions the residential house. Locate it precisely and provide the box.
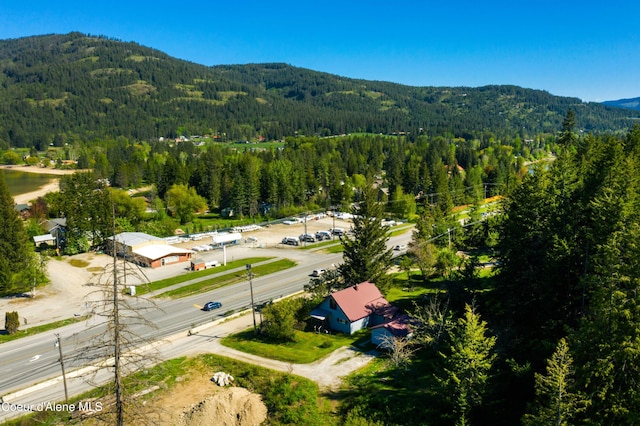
[39,218,67,250]
[310,281,398,335]
[14,204,30,219]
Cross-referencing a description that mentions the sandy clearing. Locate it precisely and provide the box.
[12,179,61,205]
[0,165,84,176]
[3,164,88,204]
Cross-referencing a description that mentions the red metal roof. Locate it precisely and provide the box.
[330,281,391,322]
[370,313,413,337]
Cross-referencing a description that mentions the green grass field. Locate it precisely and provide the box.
[134,257,273,295]
[156,259,297,298]
[221,328,369,364]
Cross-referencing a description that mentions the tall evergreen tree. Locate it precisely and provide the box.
[59,171,113,252]
[572,223,640,424]
[558,109,578,147]
[522,338,587,426]
[339,184,393,290]
[437,304,496,425]
[0,172,30,295]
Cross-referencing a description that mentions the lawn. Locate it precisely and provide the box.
[300,239,341,250]
[387,224,414,237]
[156,259,297,298]
[323,244,345,254]
[134,257,273,295]
[221,328,369,364]
[385,284,436,303]
[0,316,88,344]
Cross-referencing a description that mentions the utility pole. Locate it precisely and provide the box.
[332,207,336,240]
[54,333,69,403]
[304,212,308,247]
[246,264,257,334]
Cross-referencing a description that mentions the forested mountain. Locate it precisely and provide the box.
[602,96,640,111]
[1,32,639,149]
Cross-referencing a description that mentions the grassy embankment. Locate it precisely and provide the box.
[7,354,335,426]
[155,258,297,298]
[134,257,273,296]
[221,328,370,364]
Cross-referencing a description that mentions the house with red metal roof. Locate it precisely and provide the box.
[310,281,399,335]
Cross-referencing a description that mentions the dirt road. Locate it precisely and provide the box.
[179,310,378,391]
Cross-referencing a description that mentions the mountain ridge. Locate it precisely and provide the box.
[0,32,639,148]
[602,97,640,111]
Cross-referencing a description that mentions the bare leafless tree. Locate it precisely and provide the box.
[410,295,453,350]
[74,240,164,425]
[377,334,418,376]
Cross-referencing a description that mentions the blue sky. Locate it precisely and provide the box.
[0,1,638,102]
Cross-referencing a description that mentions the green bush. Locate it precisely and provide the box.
[5,311,19,334]
[263,375,322,425]
[319,341,332,349]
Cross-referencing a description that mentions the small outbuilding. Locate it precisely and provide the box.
[370,314,414,348]
[33,234,56,247]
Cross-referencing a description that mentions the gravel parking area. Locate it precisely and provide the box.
[0,217,355,329]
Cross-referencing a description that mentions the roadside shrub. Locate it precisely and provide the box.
[5,311,19,334]
[261,298,303,342]
[263,375,321,425]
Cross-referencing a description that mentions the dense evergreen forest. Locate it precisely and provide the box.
[0,32,639,148]
[330,120,640,425]
[4,31,640,425]
[11,129,523,254]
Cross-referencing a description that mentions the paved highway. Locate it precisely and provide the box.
[0,232,411,422]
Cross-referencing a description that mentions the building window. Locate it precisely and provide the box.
[337,318,347,324]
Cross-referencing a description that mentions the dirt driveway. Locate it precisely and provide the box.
[179,310,379,391]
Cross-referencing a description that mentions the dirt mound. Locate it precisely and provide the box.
[179,387,267,426]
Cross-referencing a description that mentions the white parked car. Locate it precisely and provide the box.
[394,244,407,251]
[311,268,327,277]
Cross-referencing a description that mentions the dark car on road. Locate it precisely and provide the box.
[203,301,222,311]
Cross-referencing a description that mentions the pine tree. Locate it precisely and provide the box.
[558,109,578,147]
[522,338,587,425]
[339,184,393,290]
[0,172,30,295]
[437,304,496,425]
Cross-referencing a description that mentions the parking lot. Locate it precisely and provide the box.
[174,215,354,251]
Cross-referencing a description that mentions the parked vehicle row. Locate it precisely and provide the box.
[299,233,316,243]
[192,244,214,251]
[280,227,351,247]
[328,227,345,236]
[315,230,331,240]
